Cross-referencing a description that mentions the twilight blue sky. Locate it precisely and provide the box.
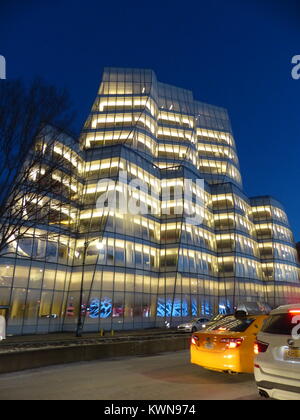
[0,0,299,239]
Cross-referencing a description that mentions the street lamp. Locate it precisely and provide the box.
[76,240,88,337]
[75,238,103,337]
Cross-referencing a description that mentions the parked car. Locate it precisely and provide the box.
[254,304,300,400]
[177,317,211,333]
[191,311,268,374]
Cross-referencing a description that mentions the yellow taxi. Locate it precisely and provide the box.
[190,312,268,374]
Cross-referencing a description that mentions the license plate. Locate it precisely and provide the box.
[287,348,300,359]
[204,342,214,350]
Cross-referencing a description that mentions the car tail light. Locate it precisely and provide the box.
[191,335,199,346]
[289,309,300,315]
[254,340,269,355]
[220,337,244,349]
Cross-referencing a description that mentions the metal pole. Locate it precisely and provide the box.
[76,240,88,337]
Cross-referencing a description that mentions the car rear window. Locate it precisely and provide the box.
[211,314,225,322]
[261,314,296,335]
[206,316,255,333]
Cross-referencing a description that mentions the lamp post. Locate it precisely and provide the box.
[76,240,89,337]
[75,238,104,337]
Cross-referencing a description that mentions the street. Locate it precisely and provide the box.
[0,350,262,400]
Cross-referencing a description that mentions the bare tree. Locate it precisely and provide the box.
[0,78,76,256]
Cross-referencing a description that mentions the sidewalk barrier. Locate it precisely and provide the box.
[0,335,190,375]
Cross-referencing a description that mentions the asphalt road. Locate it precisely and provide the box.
[0,350,261,400]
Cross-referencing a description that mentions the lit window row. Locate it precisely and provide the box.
[258,243,297,263]
[198,143,238,164]
[98,96,157,117]
[254,223,293,242]
[196,128,234,146]
[90,112,156,135]
[262,263,299,283]
[157,127,195,143]
[250,206,289,224]
[158,111,194,128]
[198,159,241,184]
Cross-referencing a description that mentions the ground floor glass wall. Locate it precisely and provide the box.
[1,260,300,335]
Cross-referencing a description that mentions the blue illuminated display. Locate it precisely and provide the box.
[201,301,213,316]
[89,297,112,319]
[157,298,189,317]
[192,299,198,316]
[219,300,232,315]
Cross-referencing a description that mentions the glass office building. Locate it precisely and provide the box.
[1,67,300,335]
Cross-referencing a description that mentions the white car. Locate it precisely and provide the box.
[177,317,210,333]
[254,304,300,400]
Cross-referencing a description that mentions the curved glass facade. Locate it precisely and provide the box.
[1,67,299,335]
